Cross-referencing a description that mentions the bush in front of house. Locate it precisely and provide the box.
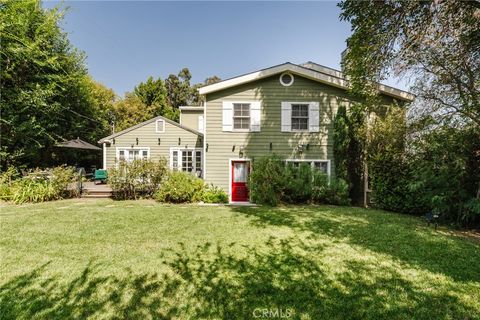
[155,173,228,204]
[312,172,350,206]
[201,185,228,204]
[155,171,205,203]
[107,159,228,203]
[248,154,287,206]
[0,166,78,204]
[282,163,314,204]
[108,159,168,200]
[248,154,351,206]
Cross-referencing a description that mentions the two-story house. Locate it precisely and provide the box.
[98,62,412,203]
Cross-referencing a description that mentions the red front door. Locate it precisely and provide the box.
[231,161,249,202]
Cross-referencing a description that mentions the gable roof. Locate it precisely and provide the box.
[198,62,414,101]
[98,115,203,144]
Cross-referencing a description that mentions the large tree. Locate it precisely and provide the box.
[204,75,221,86]
[339,0,480,125]
[111,93,152,132]
[133,76,167,107]
[113,71,221,129]
[192,76,222,105]
[165,68,202,109]
[338,0,480,224]
[0,0,109,168]
[133,76,177,121]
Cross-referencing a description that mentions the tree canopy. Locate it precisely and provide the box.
[0,0,111,168]
[133,76,167,107]
[0,1,220,167]
[339,0,480,126]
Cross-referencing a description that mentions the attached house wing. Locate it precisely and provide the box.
[98,115,203,144]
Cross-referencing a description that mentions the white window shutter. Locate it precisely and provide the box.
[281,102,292,132]
[250,102,261,132]
[222,102,233,132]
[309,102,320,132]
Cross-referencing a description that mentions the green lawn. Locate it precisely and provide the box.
[1,200,479,319]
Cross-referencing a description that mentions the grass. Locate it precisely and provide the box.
[0,199,479,319]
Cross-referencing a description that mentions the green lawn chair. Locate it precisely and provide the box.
[94,169,108,185]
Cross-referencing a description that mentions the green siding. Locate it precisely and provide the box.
[104,120,202,169]
[204,74,360,193]
[180,109,204,131]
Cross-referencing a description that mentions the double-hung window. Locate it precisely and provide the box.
[281,102,319,132]
[222,101,261,132]
[171,148,203,177]
[291,104,309,131]
[233,103,250,130]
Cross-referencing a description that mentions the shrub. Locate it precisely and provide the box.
[202,185,228,204]
[155,171,205,203]
[312,173,351,206]
[0,167,19,201]
[9,178,58,204]
[50,165,79,198]
[108,159,168,200]
[0,166,77,204]
[248,154,286,206]
[282,163,314,204]
[248,154,351,206]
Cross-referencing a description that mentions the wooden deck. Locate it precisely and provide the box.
[81,181,112,198]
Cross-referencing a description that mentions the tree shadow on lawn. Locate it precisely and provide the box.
[1,237,476,319]
[231,205,480,283]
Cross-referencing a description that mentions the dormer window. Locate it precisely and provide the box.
[156,119,165,133]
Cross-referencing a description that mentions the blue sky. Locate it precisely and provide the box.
[44,1,405,96]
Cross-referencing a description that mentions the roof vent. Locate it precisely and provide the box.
[279,72,294,87]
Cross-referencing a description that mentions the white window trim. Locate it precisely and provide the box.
[232,102,252,132]
[285,159,331,176]
[156,119,165,133]
[279,72,294,87]
[228,158,252,204]
[290,103,309,132]
[223,101,261,132]
[282,102,319,133]
[116,147,151,163]
[170,147,203,176]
